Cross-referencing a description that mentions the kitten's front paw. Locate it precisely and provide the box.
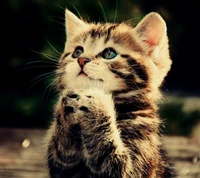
[62,89,115,121]
[77,89,115,118]
[61,91,80,113]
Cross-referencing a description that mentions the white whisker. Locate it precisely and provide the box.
[25,61,57,65]
[72,5,82,20]
[27,71,56,84]
[113,0,118,23]
[30,50,59,62]
[50,18,65,27]
[45,38,62,55]
[18,65,56,72]
[98,0,107,22]
[26,72,56,93]
[41,51,59,62]
[42,78,57,102]
[49,16,65,20]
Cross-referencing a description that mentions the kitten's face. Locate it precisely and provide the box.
[58,23,143,93]
[56,10,171,97]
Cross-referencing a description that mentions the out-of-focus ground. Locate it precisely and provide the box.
[0,128,200,178]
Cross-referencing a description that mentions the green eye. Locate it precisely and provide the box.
[72,46,84,58]
[101,48,117,60]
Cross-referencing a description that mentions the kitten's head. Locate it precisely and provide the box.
[56,9,171,100]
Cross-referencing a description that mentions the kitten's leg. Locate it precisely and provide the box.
[117,116,175,178]
[70,89,133,178]
[47,91,84,178]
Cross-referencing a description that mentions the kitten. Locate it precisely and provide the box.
[46,9,175,178]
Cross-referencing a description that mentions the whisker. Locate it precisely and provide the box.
[49,16,65,20]
[45,38,62,55]
[114,0,118,23]
[125,17,141,26]
[71,5,82,20]
[18,65,57,72]
[41,52,59,62]
[16,60,57,72]
[26,72,56,93]
[50,18,65,27]
[27,71,56,84]
[24,61,57,66]
[98,0,107,22]
[30,49,59,62]
[42,78,57,103]
[56,4,65,11]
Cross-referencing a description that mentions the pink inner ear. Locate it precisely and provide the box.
[142,24,163,47]
[143,38,157,47]
[143,28,161,55]
[136,13,166,49]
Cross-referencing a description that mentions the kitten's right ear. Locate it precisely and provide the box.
[65,9,87,41]
[134,12,167,58]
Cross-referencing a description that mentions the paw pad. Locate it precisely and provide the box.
[68,93,80,100]
[64,106,74,113]
[79,106,89,112]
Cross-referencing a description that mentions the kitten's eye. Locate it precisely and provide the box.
[72,46,84,58]
[101,48,117,60]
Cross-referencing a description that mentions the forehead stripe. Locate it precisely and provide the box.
[121,54,148,82]
[90,29,101,38]
[127,58,148,81]
[61,52,71,60]
[104,25,117,43]
[89,24,118,41]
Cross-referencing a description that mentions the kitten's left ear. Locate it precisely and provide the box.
[65,9,87,41]
[134,12,168,57]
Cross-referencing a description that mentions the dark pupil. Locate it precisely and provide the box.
[105,51,112,58]
[102,48,117,59]
[75,50,81,56]
[72,46,83,58]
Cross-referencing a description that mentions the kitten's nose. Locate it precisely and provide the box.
[77,57,90,68]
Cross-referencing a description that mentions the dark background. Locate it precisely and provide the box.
[1,0,200,135]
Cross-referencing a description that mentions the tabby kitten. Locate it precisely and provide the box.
[46,9,174,178]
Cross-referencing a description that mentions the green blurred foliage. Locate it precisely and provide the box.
[1,0,200,135]
[159,96,200,136]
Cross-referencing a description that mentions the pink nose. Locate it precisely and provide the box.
[77,57,90,68]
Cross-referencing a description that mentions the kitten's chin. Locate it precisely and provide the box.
[64,71,124,92]
[66,75,105,91]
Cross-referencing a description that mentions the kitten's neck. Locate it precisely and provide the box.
[113,90,158,119]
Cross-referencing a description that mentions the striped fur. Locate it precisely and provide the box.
[46,9,175,178]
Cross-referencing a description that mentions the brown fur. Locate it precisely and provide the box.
[46,10,175,178]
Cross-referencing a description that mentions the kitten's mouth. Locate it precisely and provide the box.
[79,71,88,77]
[78,70,104,82]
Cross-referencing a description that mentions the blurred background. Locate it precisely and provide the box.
[1,0,200,136]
